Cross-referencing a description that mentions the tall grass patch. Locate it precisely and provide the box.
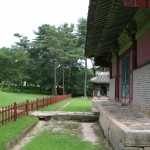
[0,115,38,150]
[22,130,110,150]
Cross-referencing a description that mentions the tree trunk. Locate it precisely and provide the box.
[62,63,65,95]
[84,57,87,98]
[53,60,57,96]
[51,82,55,95]
[67,64,71,93]
[2,81,6,91]
[39,85,42,93]
[21,82,23,92]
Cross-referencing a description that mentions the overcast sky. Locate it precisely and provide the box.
[0,0,89,48]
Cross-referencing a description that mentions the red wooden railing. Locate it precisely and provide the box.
[0,94,71,125]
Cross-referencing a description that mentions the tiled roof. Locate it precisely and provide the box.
[90,72,110,84]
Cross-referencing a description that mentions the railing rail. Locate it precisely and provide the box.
[0,94,71,125]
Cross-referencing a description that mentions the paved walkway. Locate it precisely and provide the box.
[93,99,150,150]
[96,100,150,130]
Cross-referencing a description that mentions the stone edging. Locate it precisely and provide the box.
[4,121,38,150]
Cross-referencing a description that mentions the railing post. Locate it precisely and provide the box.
[50,97,52,105]
[31,102,33,111]
[11,105,13,120]
[36,98,39,110]
[8,105,10,121]
[26,100,29,115]
[43,98,44,108]
[47,97,48,106]
[52,97,54,105]
[14,102,17,121]
[2,107,4,125]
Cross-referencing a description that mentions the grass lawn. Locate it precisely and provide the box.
[0,115,38,150]
[39,98,72,111]
[40,98,92,112]
[0,91,50,107]
[22,130,110,150]
[61,98,92,112]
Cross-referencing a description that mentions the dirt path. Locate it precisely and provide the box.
[11,119,107,150]
[54,99,72,111]
[81,123,98,143]
[11,121,46,150]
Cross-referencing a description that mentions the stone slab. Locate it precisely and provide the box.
[30,111,99,122]
[92,100,150,150]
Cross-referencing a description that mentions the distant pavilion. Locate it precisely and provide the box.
[90,72,110,97]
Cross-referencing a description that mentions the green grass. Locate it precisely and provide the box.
[0,115,38,150]
[61,98,92,112]
[0,91,50,107]
[22,130,110,150]
[39,99,71,111]
[39,98,92,112]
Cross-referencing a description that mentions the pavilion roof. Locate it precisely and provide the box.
[90,72,110,84]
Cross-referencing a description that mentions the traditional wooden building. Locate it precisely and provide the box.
[85,0,150,116]
[90,72,109,97]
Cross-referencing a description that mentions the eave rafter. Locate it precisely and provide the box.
[85,0,137,59]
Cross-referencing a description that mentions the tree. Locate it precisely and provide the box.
[12,34,31,92]
[34,24,63,95]
[77,18,87,97]
[57,23,80,95]
[0,47,15,90]
[0,20,94,97]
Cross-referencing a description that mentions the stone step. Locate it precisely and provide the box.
[30,111,99,122]
[91,108,100,115]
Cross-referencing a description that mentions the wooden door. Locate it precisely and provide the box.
[122,55,130,101]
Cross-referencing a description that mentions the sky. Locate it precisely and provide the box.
[0,0,89,48]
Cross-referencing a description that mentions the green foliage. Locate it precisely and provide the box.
[77,18,87,47]
[69,66,94,97]
[22,130,110,150]
[0,115,38,150]
[0,18,94,96]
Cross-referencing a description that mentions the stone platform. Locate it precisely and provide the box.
[30,111,99,122]
[92,99,150,150]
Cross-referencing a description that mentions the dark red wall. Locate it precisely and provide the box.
[123,0,150,7]
[137,29,150,67]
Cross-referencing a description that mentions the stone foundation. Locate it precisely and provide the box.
[93,100,150,150]
[109,78,116,101]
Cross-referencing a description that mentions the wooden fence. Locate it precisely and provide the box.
[0,94,71,125]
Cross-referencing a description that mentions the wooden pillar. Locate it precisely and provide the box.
[110,62,112,79]
[130,33,137,103]
[115,52,119,101]
[132,33,137,70]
